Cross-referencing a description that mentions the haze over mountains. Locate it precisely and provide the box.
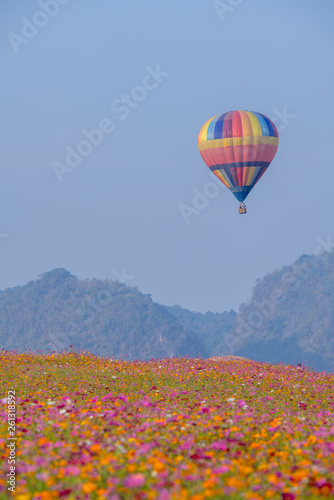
[1,249,333,372]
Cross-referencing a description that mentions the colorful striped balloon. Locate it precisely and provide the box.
[198,110,279,203]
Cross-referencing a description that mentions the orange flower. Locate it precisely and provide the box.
[202,478,217,489]
[250,442,261,449]
[226,477,243,489]
[37,437,49,446]
[82,482,96,493]
[239,465,253,475]
[90,443,101,453]
[291,469,309,482]
[264,491,276,498]
[38,492,58,500]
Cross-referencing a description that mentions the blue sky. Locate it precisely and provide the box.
[1,0,333,312]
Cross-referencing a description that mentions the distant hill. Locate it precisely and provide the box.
[0,269,206,360]
[234,250,334,372]
[0,250,333,371]
[166,305,237,357]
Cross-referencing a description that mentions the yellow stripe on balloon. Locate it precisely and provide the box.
[198,115,218,143]
[198,136,278,151]
[239,110,253,137]
[245,166,259,186]
[245,111,262,137]
[214,170,231,188]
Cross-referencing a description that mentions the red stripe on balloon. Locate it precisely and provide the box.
[232,111,243,138]
[222,112,234,139]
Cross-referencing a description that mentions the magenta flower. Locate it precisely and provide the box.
[64,465,81,475]
[59,490,72,497]
[124,473,146,488]
[212,466,230,474]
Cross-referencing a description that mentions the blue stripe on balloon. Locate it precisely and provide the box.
[219,166,236,188]
[257,113,275,136]
[230,188,252,202]
[213,112,228,139]
[251,112,269,136]
[206,115,221,140]
[209,161,270,170]
[250,165,267,185]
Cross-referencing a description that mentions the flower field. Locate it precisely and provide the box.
[0,349,333,499]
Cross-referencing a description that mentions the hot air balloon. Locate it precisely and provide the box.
[198,110,279,214]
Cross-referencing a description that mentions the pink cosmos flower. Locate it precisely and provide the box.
[64,465,81,475]
[210,442,228,451]
[36,472,49,482]
[212,466,230,474]
[124,473,146,488]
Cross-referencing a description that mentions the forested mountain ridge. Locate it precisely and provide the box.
[234,250,334,371]
[166,305,237,357]
[0,269,206,360]
[0,249,333,371]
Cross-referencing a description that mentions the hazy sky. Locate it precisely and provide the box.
[1,0,333,313]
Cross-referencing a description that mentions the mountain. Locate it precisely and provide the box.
[0,249,333,371]
[233,250,334,372]
[0,269,206,360]
[166,305,237,357]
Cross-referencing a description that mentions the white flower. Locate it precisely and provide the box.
[227,397,235,403]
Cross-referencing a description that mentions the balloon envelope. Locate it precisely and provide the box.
[198,110,279,202]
